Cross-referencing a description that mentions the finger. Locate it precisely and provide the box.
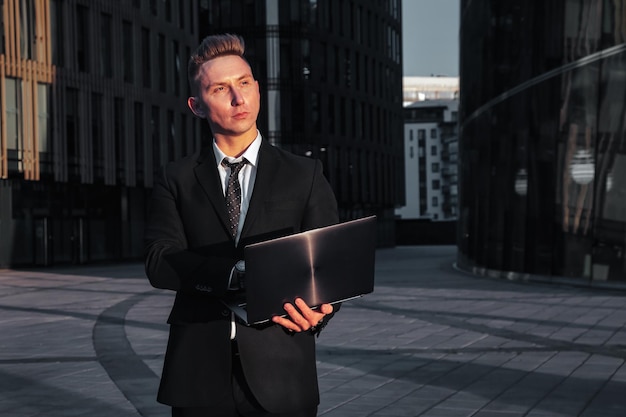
[283,302,312,330]
[295,299,332,316]
[319,303,333,315]
[294,298,314,315]
[272,314,301,332]
[294,298,326,325]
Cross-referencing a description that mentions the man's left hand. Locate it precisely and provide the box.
[272,298,333,333]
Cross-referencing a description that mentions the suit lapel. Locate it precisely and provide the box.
[240,140,279,238]
[193,147,231,237]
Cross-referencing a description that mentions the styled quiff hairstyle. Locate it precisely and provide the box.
[188,33,247,94]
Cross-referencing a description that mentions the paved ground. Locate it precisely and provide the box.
[1,246,626,417]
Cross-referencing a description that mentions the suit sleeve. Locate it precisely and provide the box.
[301,160,339,230]
[144,166,235,295]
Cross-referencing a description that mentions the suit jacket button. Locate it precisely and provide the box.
[221,309,230,317]
[195,284,212,293]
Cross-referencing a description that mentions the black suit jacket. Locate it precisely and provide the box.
[144,139,339,412]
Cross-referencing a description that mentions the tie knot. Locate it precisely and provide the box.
[222,159,247,175]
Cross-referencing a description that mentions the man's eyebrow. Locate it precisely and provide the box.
[206,74,253,89]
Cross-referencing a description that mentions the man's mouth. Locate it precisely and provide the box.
[233,112,249,119]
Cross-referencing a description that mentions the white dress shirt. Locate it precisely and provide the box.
[213,131,262,246]
[212,131,262,339]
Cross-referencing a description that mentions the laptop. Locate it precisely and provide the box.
[225,215,377,325]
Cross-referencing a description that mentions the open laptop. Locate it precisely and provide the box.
[225,215,377,325]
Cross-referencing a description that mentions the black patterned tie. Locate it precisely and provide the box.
[222,159,247,239]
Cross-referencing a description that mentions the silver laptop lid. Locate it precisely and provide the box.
[241,215,377,324]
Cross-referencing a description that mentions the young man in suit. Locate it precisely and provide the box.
[144,34,339,417]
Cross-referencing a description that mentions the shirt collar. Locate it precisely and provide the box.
[213,130,262,168]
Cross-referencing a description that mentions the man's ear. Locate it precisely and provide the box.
[188,97,206,118]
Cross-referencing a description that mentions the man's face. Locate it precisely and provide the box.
[189,55,260,140]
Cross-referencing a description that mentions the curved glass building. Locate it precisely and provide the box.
[458,1,626,284]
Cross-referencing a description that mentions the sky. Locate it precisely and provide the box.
[402,0,460,77]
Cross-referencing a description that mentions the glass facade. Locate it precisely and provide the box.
[200,0,404,245]
[458,0,626,283]
[0,0,200,267]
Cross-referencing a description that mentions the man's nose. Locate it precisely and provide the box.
[232,89,245,105]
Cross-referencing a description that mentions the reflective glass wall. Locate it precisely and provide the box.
[458,0,626,283]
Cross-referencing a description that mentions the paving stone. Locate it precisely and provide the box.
[1,246,626,416]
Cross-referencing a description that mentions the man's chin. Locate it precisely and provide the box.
[213,126,258,141]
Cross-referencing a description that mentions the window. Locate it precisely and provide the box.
[92,93,103,178]
[178,1,184,28]
[431,128,437,139]
[432,180,440,190]
[180,113,188,156]
[311,92,320,133]
[189,1,194,34]
[66,88,79,164]
[319,42,327,82]
[340,97,346,136]
[185,46,191,96]
[151,106,160,172]
[164,0,172,21]
[0,0,5,55]
[355,100,362,137]
[19,0,36,59]
[345,48,351,87]
[432,162,440,172]
[334,46,340,84]
[100,14,112,77]
[37,83,50,154]
[134,102,144,178]
[327,96,335,134]
[122,21,134,82]
[141,28,151,88]
[172,40,180,95]
[302,39,310,80]
[76,6,89,72]
[431,145,437,156]
[114,98,126,181]
[355,51,360,89]
[167,110,175,161]
[310,0,318,25]
[432,196,439,207]
[363,56,368,92]
[6,78,21,152]
[158,34,166,92]
[50,0,63,65]
[418,129,426,140]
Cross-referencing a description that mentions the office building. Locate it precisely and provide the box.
[458,0,626,284]
[0,0,404,267]
[0,0,200,266]
[395,96,458,245]
[198,0,405,246]
[397,99,459,221]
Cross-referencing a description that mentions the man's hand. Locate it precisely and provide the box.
[272,298,333,333]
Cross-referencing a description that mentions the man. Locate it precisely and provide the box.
[144,33,339,417]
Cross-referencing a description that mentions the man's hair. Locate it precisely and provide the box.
[188,33,247,94]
